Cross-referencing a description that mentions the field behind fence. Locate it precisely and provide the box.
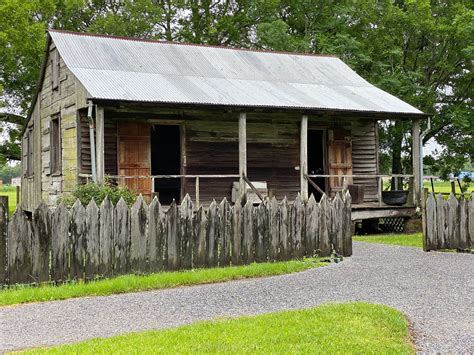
[0,193,352,286]
[424,193,474,251]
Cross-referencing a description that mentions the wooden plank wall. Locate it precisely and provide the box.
[0,193,352,286]
[21,100,42,211]
[351,120,378,201]
[78,111,92,176]
[186,114,300,204]
[22,41,81,210]
[79,112,118,178]
[93,108,380,205]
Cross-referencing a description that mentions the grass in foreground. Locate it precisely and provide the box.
[0,258,325,307]
[354,233,423,248]
[23,302,414,354]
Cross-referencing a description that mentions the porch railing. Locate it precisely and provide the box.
[79,173,418,207]
[306,174,415,207]
[79,173,240,207]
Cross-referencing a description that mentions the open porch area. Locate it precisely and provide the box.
[78,104,423,221]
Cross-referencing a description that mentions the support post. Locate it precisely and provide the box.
[450,180,456,194]
[96,106,105,185]
[412,118,422,206]
[239,113,247,200]
[300,115,308,200]
[87,101,97,183]
[378,176,383,207]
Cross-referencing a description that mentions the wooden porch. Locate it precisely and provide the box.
[82,107,423,219]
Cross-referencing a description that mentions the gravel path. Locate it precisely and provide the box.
[1,242,473,353]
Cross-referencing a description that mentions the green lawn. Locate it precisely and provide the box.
[354,233,423,248]
[21,302,414,354]
[0,185,17,215]
[0,258,326,307]
[423,180,473,195]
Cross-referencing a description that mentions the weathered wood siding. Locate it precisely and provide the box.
[185,114,300,204]
[22,40,84,209]
[96,108,380,205]
[351,120,378,201]
[21,100,42,211]
[78,112,117,177]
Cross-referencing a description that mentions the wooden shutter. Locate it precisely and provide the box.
[22,133,28,177]
[117,122,151,200]
[328,128,352,195]
[28,128,34,176]
[50,114,61,174]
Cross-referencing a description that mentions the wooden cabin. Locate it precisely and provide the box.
[21,30,426,220]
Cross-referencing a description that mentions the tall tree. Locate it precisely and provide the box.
[0,0,472,178]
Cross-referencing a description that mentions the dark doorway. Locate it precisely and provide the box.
[308,130,326,200]
[151,125,181,204]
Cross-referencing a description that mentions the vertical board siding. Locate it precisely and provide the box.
[0,203,7,284]
[130,196,149,273]
[351,120,378,202]
[70,200,86,279]
[51,203,70,281]
[8,208,33,284]
[79,112,118,178]
[99,197,114,276]
[424,193,474,251]
[114,198,131,274]
[85,200,100,279]
[2,193,352,285]
[31,203,52,282]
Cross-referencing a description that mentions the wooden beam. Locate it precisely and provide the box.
[305,174,325,196]
[239,112,247,199]
[243,174,264,202]
[352,208,415,221]
[412,118,421,206]
[300,115,308,200]
[96,106,105,185]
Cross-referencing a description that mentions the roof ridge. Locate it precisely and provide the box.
[48,29,339,59]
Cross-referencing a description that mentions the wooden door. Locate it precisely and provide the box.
[118,122,151,200]
[328,128,352,195]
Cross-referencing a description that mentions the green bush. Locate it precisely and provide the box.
[58,180,137,208]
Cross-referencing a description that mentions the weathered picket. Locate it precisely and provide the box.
[0,203,7,284]
[0,192,352,286]
[424,193,474,251]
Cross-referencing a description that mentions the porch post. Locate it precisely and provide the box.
[300,115,308,200]
[412,118,421,206]
[96,106,105,185]
[239,112,247,199]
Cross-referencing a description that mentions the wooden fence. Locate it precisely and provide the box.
[424,193,474,251]
[0,192,352,286]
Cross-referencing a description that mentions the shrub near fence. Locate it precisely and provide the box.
[0,192,352,286]
[425,193,474,251]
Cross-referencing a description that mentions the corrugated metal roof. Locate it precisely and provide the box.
[49,30,423,115]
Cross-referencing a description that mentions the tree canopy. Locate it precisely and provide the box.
[0,0,472,176]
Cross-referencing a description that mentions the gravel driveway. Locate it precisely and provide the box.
[1,242,473,353]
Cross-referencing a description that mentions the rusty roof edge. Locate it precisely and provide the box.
[94,98,429,119]
[47,29,340,59]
